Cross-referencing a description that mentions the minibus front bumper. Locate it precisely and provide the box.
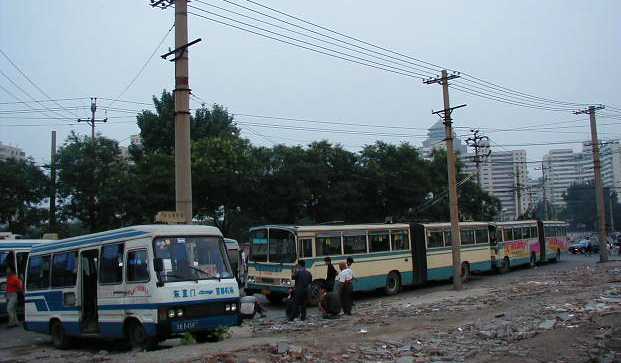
[156,300,241,337]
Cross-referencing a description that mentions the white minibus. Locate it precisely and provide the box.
[24,225,240,349]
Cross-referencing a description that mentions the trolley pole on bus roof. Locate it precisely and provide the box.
[575,105,608,262]
[424,70,466,290]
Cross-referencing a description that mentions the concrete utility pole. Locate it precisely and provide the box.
[424,70,466,290]
[49,130,57,232]
[515,166,522,218]
[78,97,107,143]
[610,191,616,234]
[538,161,549,220]
[575,105,608,262]
[465,129,491,187]
[151,0,199,224]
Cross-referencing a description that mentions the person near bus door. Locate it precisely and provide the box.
[291,259,312,321]
[6,265,23,328]
[336,261,354,315]
[324,257,337,291]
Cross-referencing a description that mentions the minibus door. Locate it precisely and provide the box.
[79,249,100,333]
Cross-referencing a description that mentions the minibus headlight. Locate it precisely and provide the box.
[231,304,237,312]
[168,309,176,319]
[280,279,291,286]
[247,276,255,283]
[225,304,231,312]
[0,282,6,292]
[176,309,184,318]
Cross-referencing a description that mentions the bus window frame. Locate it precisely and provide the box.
[126,248,151,284]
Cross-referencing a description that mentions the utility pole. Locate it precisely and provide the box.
[515,166,522,219]
[424,70,466,290]
[49,130,57,232]
[77,97,107,143]
[465,129,491,187]
[575,105,608,262]
[537,161,549,220]
[151,0,201,224]
[610,191,616,234]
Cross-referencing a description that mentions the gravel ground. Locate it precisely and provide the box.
[1,253,619,363]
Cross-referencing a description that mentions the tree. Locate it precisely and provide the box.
[564,183,619,231]
[57,132,131,233]
[0,158,48,235]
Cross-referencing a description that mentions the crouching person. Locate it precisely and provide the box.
[319,285,341,319]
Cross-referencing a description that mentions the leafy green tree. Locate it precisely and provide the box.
[57,132,131,232]
[0,158,49,234]
[564,183,618,231]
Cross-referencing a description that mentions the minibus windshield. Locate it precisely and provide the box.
[154,236,233,283]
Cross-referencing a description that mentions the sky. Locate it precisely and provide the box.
[1,0,620,178]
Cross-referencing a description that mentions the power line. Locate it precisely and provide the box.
[0,49,80,119]
[105,23,175,110]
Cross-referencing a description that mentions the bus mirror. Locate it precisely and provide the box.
[154,258,164,272]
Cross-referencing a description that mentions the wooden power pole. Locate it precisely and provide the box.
[575,105,608,262]
[77,97,107,143]
[425,70,466,290]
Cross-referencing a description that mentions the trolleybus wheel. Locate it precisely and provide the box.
[127,320,156,350]
[461,262,471,283]
[50,320,71,349]
[499,257,510,274]
[384,271,401,296]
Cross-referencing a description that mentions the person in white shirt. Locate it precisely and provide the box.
[336,262,354,315]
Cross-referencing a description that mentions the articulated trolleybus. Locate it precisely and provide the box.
[246,222,496,303]
[24,225,240,349]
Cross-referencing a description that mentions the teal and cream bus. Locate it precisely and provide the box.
[246,222,494,303]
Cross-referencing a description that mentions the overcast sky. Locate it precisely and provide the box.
[1,0,619,177]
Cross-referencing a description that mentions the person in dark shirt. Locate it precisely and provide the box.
[291,260,312,321]
[324,257,337,291]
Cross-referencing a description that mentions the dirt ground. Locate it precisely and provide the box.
[1,254,620,363]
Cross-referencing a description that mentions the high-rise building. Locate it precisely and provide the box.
[421,120,467,157]
[461,149,528,221]
[0,142,26,161]
[543,140,621,209]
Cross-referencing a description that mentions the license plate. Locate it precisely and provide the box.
[173,320,198,332]
[261,289,271,295]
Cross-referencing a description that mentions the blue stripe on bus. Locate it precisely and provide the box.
[26,290,239,312]
[0,243,41,249]
[32,230,149,253]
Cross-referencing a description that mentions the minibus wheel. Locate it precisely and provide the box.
[50,320,71,349]
[126,320,156,350]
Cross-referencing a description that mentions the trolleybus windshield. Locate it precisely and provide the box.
[154,236,232,282]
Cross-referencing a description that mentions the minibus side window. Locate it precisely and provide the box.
[127,249,149,283]
[51,251,78,288]
[100,243,124,284]
[27,255,51,290]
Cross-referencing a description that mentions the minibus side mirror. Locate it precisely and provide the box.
[153,258,164,272]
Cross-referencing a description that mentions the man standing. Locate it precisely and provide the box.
[291,260,312,321]
[6,266,23,328]
[324,257,337,291]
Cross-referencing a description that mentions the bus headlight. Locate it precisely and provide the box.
[176,309,184,318]
[168,309,176,319]
[225,304,231,312]
[231,304,237,312]
[247,276,255,284]
[280,279,291,286]
[0,282,6,292]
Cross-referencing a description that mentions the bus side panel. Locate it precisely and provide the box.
[411,224,428,285]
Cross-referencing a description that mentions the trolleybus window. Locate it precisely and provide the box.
[343,234,367,254]
[51,251,78,288]
[369,231,389,252]
[427,230,444,248]
[27,255,51,290]
[298,238,313,258]
[503,228,513,241]
[443,230,453,246]
[391,230,409,251]
[249,229,268,262]
[530,227,538,238]
[100,243,124,284]
[475,229,489,244]
[154,237,232,282]
[316,236,342,256]
[268,229,296,263]
[461,230,475,245]
[0,251,13,278]
[127,250,149,282]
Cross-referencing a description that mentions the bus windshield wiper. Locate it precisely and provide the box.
[188,265,220,281]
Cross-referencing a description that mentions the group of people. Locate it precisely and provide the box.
[286,256,355,321]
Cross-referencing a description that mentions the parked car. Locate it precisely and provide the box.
[569,239,600,254]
